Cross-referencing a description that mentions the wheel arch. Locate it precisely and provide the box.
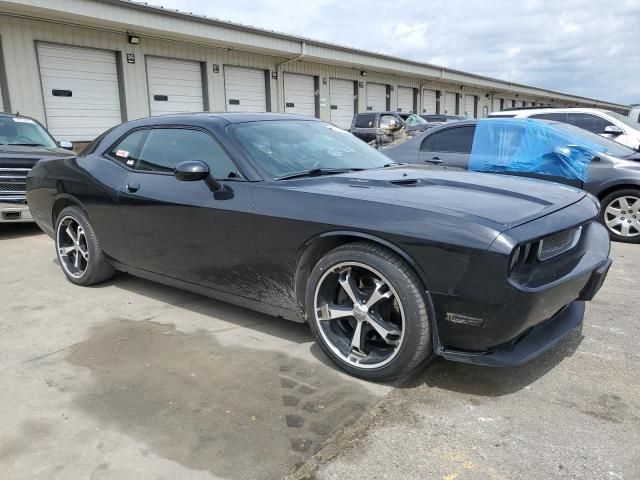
[51,194,89,227]
[595,181,640,202]
[293,230,431,319]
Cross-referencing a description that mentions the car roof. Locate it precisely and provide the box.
[119,111,323,128]
[357,111,414,116]
[425,119,478,130]
[490,107,611,116]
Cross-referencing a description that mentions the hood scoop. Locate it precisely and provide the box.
[390,178,420,187]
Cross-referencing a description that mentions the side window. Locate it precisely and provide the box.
[109,129,147,166]
[355,113,376,128]
[420,134,435,152]
[429,126,476,153]
[136,128,240,178]
[530,113,565,121]
[565,113,613,134]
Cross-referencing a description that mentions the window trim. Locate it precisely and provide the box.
[103,124,246,180]
[565,112,617,134]
[420,125,475,153]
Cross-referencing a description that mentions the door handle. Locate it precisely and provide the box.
[126,182,140,193]
[426,157,443,163]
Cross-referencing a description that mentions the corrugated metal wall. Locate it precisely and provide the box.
[0,12,619,139]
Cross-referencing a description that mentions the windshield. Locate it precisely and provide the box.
[400,114,427,126]
[552,122,637,157]
[0,116,57,148]
[230,120,392,179]
[603,110,640,128]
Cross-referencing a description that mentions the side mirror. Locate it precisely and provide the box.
[58,140,74,150]
[174,160,223,192]
[604,125,623,136]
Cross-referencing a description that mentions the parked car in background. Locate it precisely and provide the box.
[383,119,640,243]
[350,111,434,144]
[628,106,640,125]
[490,107,640,151]
[0,113,74,222]
[27,113,611,381]
[419,114,468,123]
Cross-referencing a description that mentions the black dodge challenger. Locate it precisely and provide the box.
[26,113,612,380]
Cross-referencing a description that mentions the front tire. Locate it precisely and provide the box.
[55,206,115,285]
[305,241,433,381]
[599,189,640,243]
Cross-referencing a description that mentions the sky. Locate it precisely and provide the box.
[156,0,639,105]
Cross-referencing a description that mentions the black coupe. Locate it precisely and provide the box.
[26,113,611,380]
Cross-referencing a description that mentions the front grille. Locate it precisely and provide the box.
[538,227,582,261]
[0,168,29,195]
[0,182,26,192]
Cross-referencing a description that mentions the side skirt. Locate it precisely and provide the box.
[108,258,304,323]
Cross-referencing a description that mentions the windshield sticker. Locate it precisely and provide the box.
[115,150,129,158]
[13,117,35,124]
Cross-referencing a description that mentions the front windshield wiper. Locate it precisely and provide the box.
[275,168,364,180]
[10,143,47,147]
[382,162,405,167]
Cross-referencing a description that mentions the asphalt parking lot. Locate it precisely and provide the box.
[2,224,639,480]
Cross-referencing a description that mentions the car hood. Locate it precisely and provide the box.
[278,165,587,231]
[0,145,74,168]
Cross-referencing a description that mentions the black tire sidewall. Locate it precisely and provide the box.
[306,245,431,381]
[55,206,103,285]
[599,189,640,244]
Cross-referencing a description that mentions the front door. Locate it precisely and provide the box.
[109,126,258,299]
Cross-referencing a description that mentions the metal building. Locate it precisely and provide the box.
[0,0,628,143]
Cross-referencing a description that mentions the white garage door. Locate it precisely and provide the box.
[443,92,457,114]
[367,83,387,111]
[493,97,503,111]
[329,78,355,129]
[422,89,437,114]
[37,43,122,142]
[283,72,315,117]
[146,57,204,116]
[397,87,414,113]
[224,66,267,112]
[464,94,475,118]
[504,99,513,110]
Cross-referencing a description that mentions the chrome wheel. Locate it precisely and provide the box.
[604,195,640,238]
[313,262,405,369]
[56,215,89,278]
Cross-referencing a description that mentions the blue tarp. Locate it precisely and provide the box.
[469,118,601,182]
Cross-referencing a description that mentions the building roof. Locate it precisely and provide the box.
[0,0,628,110]
[111,0,626,110]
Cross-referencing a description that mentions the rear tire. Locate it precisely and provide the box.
[55,206,115,285]
[305,241,433,381]
[599,189,640,243]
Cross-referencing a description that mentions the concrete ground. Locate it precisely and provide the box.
[1,224,638,480]
[0,224,392,480]
[292,243,640,480]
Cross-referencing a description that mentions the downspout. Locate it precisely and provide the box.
[276,42,306,112]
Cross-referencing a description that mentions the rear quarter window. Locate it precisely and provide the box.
[355,114,376,128]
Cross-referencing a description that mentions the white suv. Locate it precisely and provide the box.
[489,107,640,151]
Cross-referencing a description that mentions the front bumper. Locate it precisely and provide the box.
[0,200,33,222]
[439,257,611,366]
[440,301,584,367]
